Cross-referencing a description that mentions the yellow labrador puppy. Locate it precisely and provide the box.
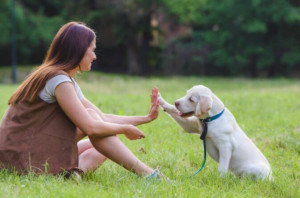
[158,85,272,180]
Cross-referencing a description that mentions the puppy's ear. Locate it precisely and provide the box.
[195,95,213,117]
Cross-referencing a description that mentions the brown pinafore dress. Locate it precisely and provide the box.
[0,76,79,175]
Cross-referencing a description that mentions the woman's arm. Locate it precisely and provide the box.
[55,82,145,140]
[81,87,160,126]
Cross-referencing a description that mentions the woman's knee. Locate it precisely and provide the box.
[77,138,93,154]
[76,108,102,141]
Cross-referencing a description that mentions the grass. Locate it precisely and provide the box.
[0,67,299,197]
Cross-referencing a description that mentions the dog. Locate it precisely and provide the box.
[158,85,272,180]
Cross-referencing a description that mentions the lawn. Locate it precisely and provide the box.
[0,68,299,198]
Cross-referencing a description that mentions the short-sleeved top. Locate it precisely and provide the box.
[39,75,84,103]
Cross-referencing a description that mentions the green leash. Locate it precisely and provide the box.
[192,109,225,176]
[192,138,207,176]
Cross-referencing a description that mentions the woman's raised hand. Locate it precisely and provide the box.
[147,87,160,122]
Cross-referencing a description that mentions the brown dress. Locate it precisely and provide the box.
[0,80,78,175]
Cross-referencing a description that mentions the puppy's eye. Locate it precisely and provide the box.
[189,97,194,102]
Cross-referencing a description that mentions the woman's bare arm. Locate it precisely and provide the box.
[55,82,145,140]
[81,87,160,126]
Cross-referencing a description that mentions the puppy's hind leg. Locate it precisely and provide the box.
[242,163,272,181]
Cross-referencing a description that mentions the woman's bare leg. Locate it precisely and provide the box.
[89,135,153,176]
[79,148,107,172]
[78,138,93,155]
[77,139,107,172]
[77,108,154,175]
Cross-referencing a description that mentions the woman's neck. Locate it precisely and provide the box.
[67,67,79,77]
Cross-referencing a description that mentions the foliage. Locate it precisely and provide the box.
[0,0,299,77]
[0,0,66,65]
[0,69,300,197]
[162,0,300,77]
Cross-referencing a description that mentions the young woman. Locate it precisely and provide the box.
[0,22,160,178]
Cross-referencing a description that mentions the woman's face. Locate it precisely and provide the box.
[79,38,96,71]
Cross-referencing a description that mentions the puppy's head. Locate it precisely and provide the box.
[175,85,213,118]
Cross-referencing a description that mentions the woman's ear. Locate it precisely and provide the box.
[195,95,213,117]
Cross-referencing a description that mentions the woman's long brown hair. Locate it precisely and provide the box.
[9,22,95,105]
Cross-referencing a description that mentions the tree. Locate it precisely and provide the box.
[162,0,300,77]
[0,0,66,66]
[0,0,12,66]
[57,0,162,75]
[104,0,160,75]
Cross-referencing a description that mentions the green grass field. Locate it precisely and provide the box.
[0,68,299,198]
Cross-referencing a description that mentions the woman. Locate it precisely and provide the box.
[0,22,160,178]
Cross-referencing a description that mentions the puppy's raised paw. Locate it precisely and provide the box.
[158,93,166,106]
[158,93,177,113]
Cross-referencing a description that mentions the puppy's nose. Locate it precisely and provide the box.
[175,101,180,107]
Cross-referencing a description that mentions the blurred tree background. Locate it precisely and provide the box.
[0,0,299,77]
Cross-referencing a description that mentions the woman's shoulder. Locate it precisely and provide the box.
[56,70,71,76]
[49,74,72,83]
[39,74,73,103]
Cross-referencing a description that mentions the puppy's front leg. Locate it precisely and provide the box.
[158,93,178,114]
[217,144,232,177]
[158,93,202,134]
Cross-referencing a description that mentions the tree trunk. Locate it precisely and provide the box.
[268,50,284,77]
[248,55,258,78]
[140,13,152,75]
[126,39,141,75]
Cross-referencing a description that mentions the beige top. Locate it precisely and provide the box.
[39,75,84,103]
